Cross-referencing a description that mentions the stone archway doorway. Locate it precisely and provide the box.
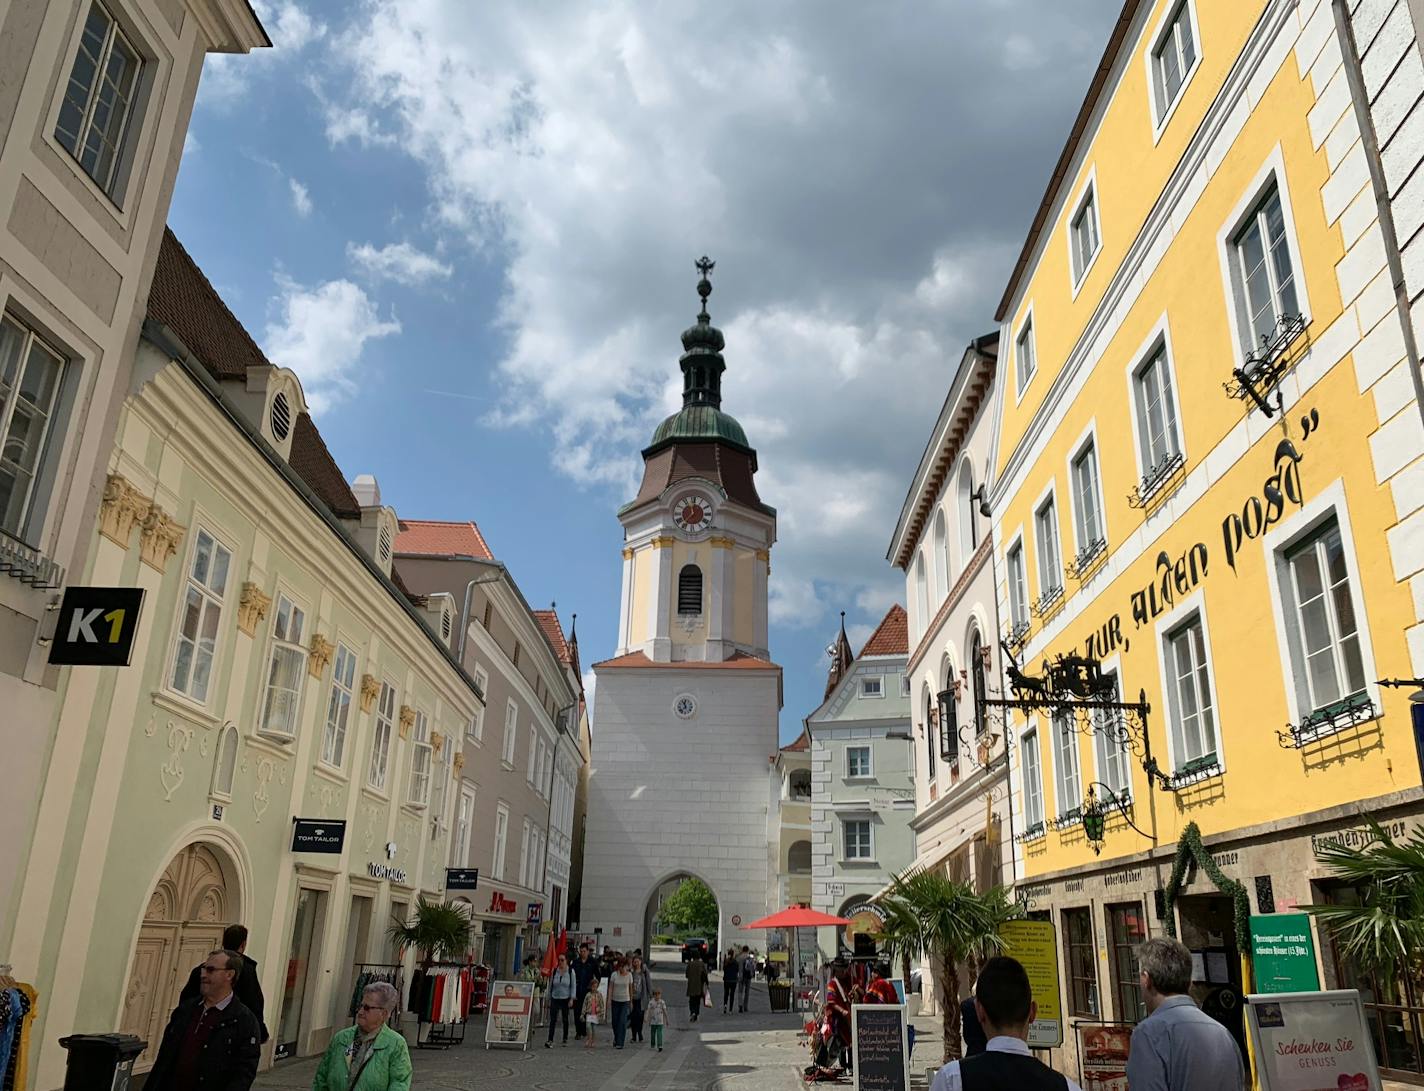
[120,842,238,1070]
[643,873,721,962]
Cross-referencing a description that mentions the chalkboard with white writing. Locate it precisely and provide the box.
[851,1004,909,1091]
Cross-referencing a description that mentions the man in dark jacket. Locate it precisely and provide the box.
[571,943,598,1039]
[146,949,261,1091]
[178,924,268,1043]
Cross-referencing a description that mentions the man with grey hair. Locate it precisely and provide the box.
[146,949,260,1091]
[1126,937,1244,1091]
[311,980,411,1090]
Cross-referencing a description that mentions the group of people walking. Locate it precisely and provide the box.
[545,943,667,1051]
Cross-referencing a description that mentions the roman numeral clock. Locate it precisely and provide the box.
[672,493,714,533]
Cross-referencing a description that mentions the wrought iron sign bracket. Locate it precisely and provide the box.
[1223,313,1307,418]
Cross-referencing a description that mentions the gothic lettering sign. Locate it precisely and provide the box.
[48,586,146,666]
[1309,821,1407,855]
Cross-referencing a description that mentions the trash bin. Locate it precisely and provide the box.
[768,982,792,1012]
[58,1033,145,1091]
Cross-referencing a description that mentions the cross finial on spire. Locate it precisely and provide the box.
[695,255,715,317]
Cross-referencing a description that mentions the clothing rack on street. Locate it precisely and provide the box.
[350,963,405,1029]
[409,962,470,1049]
[0,965,37,1091]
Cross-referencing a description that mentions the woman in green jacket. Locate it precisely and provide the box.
[312,981,412,1091]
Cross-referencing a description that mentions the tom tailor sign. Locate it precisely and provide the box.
[291,819,346,853]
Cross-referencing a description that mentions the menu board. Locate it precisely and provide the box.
[484,980,535,1050]
[851,1003,909,1091]
[1246,990,1383,1091]
[998,919,1063,1047]
[1076,1023,1132,1091]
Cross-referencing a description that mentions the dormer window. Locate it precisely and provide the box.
[678,564,703,615]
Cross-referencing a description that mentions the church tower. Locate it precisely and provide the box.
[582,259,780,953]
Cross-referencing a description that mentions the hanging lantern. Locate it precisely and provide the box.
[1081,789,1106,854]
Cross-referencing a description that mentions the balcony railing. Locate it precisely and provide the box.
[0,528,64,589]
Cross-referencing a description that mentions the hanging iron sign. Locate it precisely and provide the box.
[48,586,146,666]
[446,868,480,890]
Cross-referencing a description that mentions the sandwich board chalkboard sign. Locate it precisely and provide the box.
[851,1003,909,1091]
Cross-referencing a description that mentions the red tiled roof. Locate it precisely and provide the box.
[593,650,781,671]
[394,519,494,560]
[289,412,360,517]
[147,228,269,380]
[534,609,571,665]
[781,728,809,752]
[859,604,908,658]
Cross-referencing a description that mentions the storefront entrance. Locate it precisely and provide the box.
[275,887,327,1061]
[120,842,237,1071]
[1176,894,1246,1055]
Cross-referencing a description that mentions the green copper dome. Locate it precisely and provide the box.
[649,403,750,449]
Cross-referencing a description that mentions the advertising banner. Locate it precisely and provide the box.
[484,980,535,1050]
[998,919,1063,1047]
[1245,990,1383,1091]
[1076,1023,1132,1091]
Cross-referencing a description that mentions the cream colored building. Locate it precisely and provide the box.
[10,231,484,1087]
[0,0,268,961]
[775,730,812,910]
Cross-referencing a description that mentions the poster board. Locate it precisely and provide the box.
[1249,914,1321,994]
[1245,990,1383,1091]
[1075,1022,1133,1091]
[998,919,1063,1047]
[484,980,535,1050]
[851,1003,909,1091]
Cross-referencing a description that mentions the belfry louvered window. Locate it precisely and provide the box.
[678,564,703,615]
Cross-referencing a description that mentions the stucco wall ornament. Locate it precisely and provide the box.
[160,721,193,801]
[431,730,444,755]
[398,706,416,740]
[237,582,272,637]
[139,506,186,572]
[452,752,465,773]
[308,633,335,678]
[360,674,380,713]
[253,758,275,820]
[98,473,151,547]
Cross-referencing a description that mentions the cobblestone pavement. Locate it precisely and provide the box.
[253,969,814,1091]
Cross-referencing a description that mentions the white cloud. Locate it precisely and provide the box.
[348,241,453,285]
[198,1,327,107]
[264,278,401,412]
[288,178,313,217]
[319,1,1112,638]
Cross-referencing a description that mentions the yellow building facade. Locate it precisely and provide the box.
[987,0,1424,1080]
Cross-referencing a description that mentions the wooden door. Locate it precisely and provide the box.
[121,843,233,1070]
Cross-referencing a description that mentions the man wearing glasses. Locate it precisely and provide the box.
[145,949,261,1090]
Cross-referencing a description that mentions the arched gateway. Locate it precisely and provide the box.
[581,261,779,954]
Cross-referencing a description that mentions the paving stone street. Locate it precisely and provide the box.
[252,971,823,1091]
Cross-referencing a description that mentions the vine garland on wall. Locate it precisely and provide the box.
[1160,821,1252,957]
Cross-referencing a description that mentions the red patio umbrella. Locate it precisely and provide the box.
[743,906,853,929]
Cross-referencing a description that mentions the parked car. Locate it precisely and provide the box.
[681,937,710,962]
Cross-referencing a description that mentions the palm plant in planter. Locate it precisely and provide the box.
[386,896,473,966]
[1306,820,1424,985]
[875,869,1020,1064]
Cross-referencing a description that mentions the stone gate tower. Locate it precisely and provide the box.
[581,259,780,952]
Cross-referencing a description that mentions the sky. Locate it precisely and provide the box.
[170,0,1122,744]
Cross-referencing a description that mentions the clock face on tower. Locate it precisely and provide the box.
[672,494,714,533]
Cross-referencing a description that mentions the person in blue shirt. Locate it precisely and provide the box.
[545,953,576,1047]
[1126,938,1245,1091]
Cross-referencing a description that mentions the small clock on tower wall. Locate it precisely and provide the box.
[673,694,697,719]
[672,494,714,533]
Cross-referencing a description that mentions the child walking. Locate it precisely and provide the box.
[582,979,605,1050]
[646,988,669,1052]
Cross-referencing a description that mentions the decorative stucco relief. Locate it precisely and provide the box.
[140,506,186,572]
[237,582,272,636]
[98,473,151,547]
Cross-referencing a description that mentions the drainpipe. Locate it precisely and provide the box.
[455,571,504,664]
[1332,0,1424,431]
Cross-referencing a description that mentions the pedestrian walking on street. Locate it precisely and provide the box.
[571,943,597,1039]
[608,957,634,1049]
[581,981,605,1049]
[646,988,669,1052]
[310,981,411,1091]
[685,949,709,1022]
[145,949,261,1091]
[177,924,269,1044]
[545,953,575,1048]
[1126,938,1245,1091]
[737,947,756,1012]
[721,949,739,1013]
[629,954,653,1042]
